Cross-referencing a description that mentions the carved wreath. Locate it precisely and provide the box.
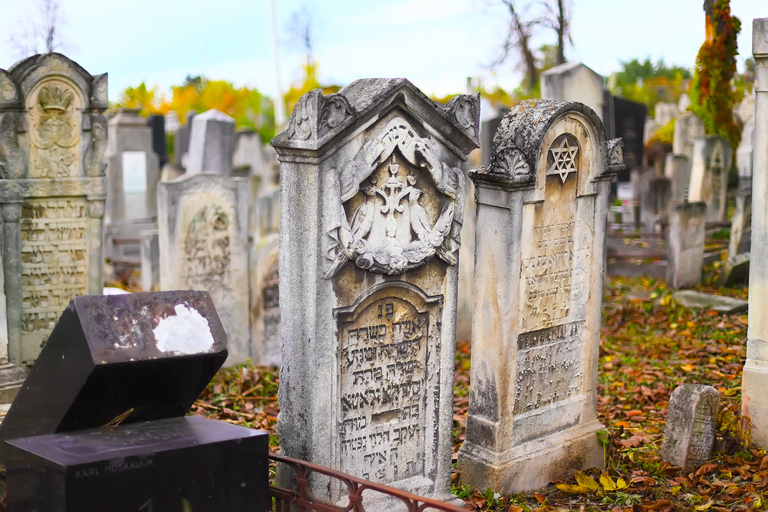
[324,117,464,278]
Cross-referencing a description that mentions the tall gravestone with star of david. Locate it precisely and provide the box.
[458,100,622,492]
[271,79,479,503]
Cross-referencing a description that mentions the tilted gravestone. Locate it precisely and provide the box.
[666,202,706,289]
[459,100,622,492]
[158,173,251,364]
[688,136,732,223]
[744,17,768,448]
[661,384,719,468]
[0,53,108,367]
[0,290,269,511]
[271,79,479,503]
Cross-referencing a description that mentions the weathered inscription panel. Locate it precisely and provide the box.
[20,198,89,355]
[181,202,233,294]
[336,286,442,484]
[514,321,584,413]
[520,144,591,333]
[687,399,717,464]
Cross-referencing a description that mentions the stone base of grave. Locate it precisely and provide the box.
[0,364,28,404]
[458,420,604,493]
[743,359,768,448]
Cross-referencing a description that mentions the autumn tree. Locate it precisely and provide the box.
[610,57,691,113]
[9,0,68,57]
[689,0,742,149]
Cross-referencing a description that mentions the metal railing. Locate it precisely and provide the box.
[269,454,466,512]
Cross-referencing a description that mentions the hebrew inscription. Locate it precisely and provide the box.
[337,287,441,484]
[515,321,584,413]
[520,135,590,333]
[20,198,89,354]
[26,80,83,178]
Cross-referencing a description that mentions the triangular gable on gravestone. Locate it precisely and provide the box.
[0,290,228,463]
[460,99,622,492]
[272,79,479,504]
[0,53,108,366]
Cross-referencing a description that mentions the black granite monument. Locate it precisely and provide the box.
[0,290,269,512]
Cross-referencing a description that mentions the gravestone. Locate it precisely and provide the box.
[173,110,196,169]
[689,136,732,223]
[0,290,270,511]
[271,79,479,503]
[665,153,691,203]
[233,129,269,187]
[660,384,719,468]
[459,99,621,492]
[737,118,755,191]
[666,202,706,289]
[0,53,108,367]
[720,189,752,284]
[744,17,768,448]
[541,62,606,121]
[641,176,671,232]
[158,173,251,364]
[603,94,646,181]
[186,109,235,176]
[164,109,180,134]
[104,108,160,223]
[673,110,705,161]
[140,228,160,291]
[147,113,168,168]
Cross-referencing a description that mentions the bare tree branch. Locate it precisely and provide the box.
[8,0,67,58]
[286,5,318,65]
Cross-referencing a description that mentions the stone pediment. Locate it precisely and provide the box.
[272,78,479,157]
[471,100,622,188]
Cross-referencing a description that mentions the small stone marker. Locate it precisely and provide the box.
[459,99,621,492]
[661,384,719,468]
[641,176,671,232]
[0,290,269,511]
[271,79,479,503]
[665,154,691,203]
[666,202,706,289]
[688,136,732,223]
[186,109,236,176]
[0,53,108,366]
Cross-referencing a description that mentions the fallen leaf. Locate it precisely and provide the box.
[600,473,617,491]
[695,500,713,510]
[574,470,600,492]
[556,483,589,495]
[696,464,718,478]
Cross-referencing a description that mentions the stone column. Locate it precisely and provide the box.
[86,197,106,294]
[744,17,768,447]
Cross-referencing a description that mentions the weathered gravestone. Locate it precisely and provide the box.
[250,189,281,366]
[641,176,671,232]
[0,53,108,367]
[140,228,160,291]
[0,290,269,511]
[173,110,196,170]
[719,189,752,285]
[744,17,768,448]
[158,173,251,364]
[665,153,691,203]
[147,113,168,168]
[688,136,732,223]
[458,100,622,492]
[186,109,235,176]
[672,108,705,162]
[104,108,160,223]
[666,202,706,289]
[660,384,719,468]
[271,79,479,502]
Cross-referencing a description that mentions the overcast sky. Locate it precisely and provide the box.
[0,0,764,103]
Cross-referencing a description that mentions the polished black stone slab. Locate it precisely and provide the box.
[0,291,228,458]
[6,415,269,512]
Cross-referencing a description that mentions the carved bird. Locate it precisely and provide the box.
[350,186,377,239]
[407,188,432,242]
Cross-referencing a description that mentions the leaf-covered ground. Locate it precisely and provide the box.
[195,275,764,511]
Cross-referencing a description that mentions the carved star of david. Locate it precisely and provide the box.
[548,137,579,183]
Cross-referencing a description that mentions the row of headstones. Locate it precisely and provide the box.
[272,20,768,499]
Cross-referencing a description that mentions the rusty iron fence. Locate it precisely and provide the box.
[269,454,466,512]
